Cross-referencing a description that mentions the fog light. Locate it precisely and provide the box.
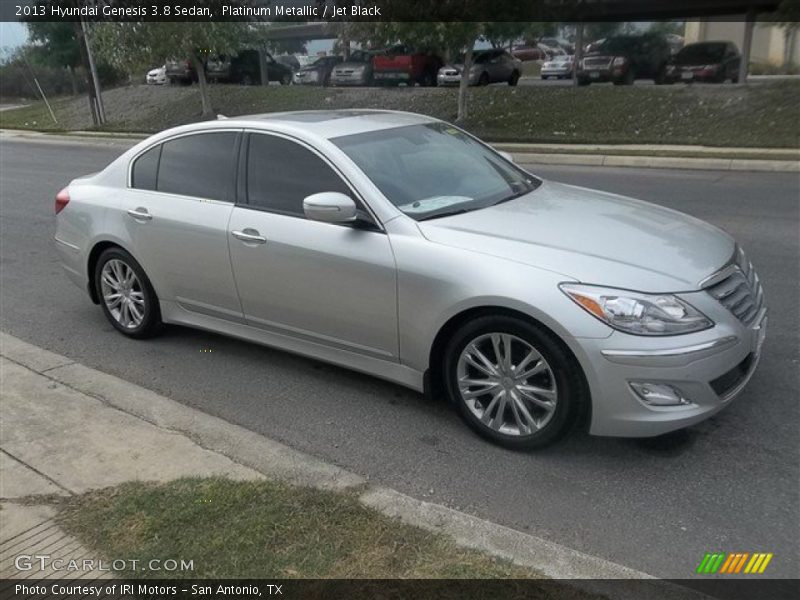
[630,382,690,406]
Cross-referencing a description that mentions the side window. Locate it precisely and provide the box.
[131,144,161,191]
[156,132,238,201]
[246,134,351,217]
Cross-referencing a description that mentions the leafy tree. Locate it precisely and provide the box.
[648,21,685,37]
[94,22,251,117]
[26,22,81,94]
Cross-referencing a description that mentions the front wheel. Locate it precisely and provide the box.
[95,247,162,339]
[443,315,585,450]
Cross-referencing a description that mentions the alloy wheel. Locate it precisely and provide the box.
[100,259,145,329]
[456,333,558,436]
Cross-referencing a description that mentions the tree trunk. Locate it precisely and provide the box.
[191,52,214,117]
[67,66,79,96]
[782,27,796,74]
[456,44,474,123]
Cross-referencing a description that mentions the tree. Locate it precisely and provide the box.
[94,22,250,117]
[25,22,81,94]
[648,21,685,37]
[766,0,800,72]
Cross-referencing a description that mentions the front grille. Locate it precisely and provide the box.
[583,56,611,69]
[704,248,764,326]
[710,353,753,398]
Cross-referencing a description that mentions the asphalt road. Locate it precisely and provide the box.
[1,138,798,580]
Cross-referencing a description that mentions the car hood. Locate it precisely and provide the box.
[417,180,734,292]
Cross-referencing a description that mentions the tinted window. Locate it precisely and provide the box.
[156,132,237,200]
[131,145,161,190]
[246,134,351,217]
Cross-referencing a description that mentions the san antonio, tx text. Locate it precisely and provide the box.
[16,584,278,597]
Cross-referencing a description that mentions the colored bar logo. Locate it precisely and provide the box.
[696,552,773,574]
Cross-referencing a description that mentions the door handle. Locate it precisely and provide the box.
[127,208,152,221]
[231,229,267,244]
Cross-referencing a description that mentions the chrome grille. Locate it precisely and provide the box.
[583,56,611,69]
[704,248,765,326]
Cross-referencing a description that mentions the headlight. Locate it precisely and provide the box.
[559,284,713,336]
[612,56,627,66]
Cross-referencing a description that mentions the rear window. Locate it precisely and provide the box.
[156,132,238,201]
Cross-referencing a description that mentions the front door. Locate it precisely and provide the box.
[228,132,398,359]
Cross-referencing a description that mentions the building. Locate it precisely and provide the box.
[684,20,800,65]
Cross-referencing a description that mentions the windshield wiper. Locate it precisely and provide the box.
[417,207,473,221]
[492,188,533,206]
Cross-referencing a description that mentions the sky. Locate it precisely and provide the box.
[0,21,27,58]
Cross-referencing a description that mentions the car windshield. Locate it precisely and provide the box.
[332,123,541,221]
[677,43,726,64]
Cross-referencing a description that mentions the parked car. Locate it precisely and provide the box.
[577,34,673,85]
[540,55,575,79]
[207,50,293,85]
[372,45,443,86]
[274,54,301,73]
[165,58,196,85]
[437,49,522,86]
[539,38,574,55]
[293,55,343,86]
[512,44,545,62]
[146,65,166,85]
[666,41,741,84]
[55,110,767,450]
[330,50,376,86]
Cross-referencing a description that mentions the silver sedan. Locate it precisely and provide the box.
[54,110,766,449]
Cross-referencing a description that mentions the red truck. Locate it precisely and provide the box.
[372,45,443,86]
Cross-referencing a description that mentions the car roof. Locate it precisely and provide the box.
[222,109,440,140]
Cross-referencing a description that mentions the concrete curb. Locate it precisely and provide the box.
[3,128,797,172]
[0,332,713,599]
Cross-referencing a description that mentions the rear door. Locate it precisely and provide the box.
[227,132,398,359]
[125,130,244,321]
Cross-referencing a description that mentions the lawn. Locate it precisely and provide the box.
[2,80,798,147]
[58,478,566,582]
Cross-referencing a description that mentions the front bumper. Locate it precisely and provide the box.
[437,72,477,86]
[330,73,369,86]
[541,66,572,78]
[577,291,767,438]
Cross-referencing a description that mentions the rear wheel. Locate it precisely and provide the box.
[94,248,161,339]
[443,315,585,450]
[509,71,520,86]
[478,72,490,86]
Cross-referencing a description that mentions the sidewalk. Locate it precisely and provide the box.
[0,332,708,598]
[2,128,798,172]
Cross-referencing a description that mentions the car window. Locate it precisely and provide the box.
[156,132,238,201]
[246,134,352,217]
[333,123,540,221]
[131,144,161,191]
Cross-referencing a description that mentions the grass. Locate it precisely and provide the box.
[2,80,798,147]
[55,477,597,590]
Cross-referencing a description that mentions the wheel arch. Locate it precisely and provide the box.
[86,239,137,304]
[425,305,592,429]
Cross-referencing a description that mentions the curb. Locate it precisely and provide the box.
[0,332,711,600]
[2,128,797,172]
[508,152,800,172]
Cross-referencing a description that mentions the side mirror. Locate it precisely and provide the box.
[303,192,357,223]
[498,150,515,163]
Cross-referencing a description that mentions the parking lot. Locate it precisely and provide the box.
[0,137,798,579]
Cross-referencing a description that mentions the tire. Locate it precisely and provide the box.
[443,315,586,450]
[509,71,520,86]
[280,73,291,85]
[94,247,162,339]
[654,66,668,85]
[420,70,436,87]
[478,72,490,86]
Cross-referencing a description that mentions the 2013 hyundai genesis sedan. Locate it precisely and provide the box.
[54,110,767,449]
